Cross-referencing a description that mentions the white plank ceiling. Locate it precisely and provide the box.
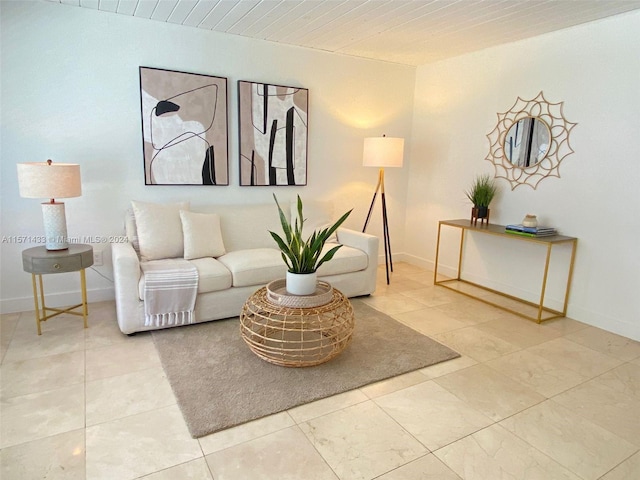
[50,0,640,65]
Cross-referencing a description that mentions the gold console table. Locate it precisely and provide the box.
[433,219,577,323]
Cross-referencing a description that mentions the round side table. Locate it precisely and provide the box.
[22,244,93,335]
[240,286,355,367]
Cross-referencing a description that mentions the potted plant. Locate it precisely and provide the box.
[270,194,352,295]
[465,173,497,223]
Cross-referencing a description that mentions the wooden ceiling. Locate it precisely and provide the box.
[50,0,640,65]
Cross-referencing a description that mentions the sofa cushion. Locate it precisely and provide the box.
[189,257,232,293]
[138,257,231,299]
[316,243,369,276]
[131,200,189,261]
[217,248,288,287]
[180,210,226,260]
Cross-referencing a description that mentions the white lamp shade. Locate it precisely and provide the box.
[17,162,82,199]
[363,137,404,168]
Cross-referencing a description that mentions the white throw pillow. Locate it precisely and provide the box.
[180,210,226,260]
[124,208,140,255]
[131,200,189,261]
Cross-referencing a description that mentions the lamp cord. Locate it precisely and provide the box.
[89,266,113,283]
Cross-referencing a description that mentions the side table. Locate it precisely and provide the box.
[240,284,355,367]
[22,244,94,335]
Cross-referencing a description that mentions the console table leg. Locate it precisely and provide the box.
[561,239,578,316]
[456,229,466,280]
[433,223,442,284]
[538,244,553,323]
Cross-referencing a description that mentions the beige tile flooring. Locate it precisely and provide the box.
[1,263,639,479]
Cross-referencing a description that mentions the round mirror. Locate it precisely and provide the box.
[486,92,577,189]
[503,117,551,168]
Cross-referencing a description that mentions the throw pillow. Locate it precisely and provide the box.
[131,200,189,261]
[124,208,140,255]
[180,210,226,260]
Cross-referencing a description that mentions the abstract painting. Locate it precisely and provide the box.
[139,67,228,185]
[238,81,308,186]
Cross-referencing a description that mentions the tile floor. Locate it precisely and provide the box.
[1,263,639,480]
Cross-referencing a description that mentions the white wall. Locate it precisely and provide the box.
[4,2,638,341]
[406,11,640,340]
[0,1,415,312]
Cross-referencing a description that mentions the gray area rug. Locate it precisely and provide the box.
[152,298,460,438]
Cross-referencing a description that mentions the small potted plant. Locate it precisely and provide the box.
[465,174,497,224]
[270,195,352,295]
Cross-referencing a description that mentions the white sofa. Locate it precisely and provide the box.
[112,200,379,334]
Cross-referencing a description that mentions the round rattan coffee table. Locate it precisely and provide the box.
[240,284,355,367]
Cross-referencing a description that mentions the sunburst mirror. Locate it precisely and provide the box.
[485,92,577,190]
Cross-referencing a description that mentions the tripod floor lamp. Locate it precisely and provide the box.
[362,136,404,284]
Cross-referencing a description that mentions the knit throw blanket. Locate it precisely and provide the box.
[140,259,199,327]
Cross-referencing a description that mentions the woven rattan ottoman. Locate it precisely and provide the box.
[239,283,355,367]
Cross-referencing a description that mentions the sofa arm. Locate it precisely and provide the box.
[335,228,379,295]
[336,228,378,258]
[111,242,142,333]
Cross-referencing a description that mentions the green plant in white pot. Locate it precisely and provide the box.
[270,194,352,295]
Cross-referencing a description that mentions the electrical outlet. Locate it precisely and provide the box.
[93,249,103,266]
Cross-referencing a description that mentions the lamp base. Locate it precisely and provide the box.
[41,202,69,250]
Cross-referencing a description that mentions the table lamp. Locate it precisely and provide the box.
[17,159,82,250]
[362,135,404,284]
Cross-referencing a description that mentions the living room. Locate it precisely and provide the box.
[2,1,639,341]
[1,1,639,479]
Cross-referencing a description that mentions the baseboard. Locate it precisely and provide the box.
[6,257,637,341]
[569,305,640,342]
[391,252,640,341]
[463,272,567,312]
[398,252,460,278]
[379,253,442,272]
[397,253,434,271]
[0,287,115,314]
[399,252,565,309]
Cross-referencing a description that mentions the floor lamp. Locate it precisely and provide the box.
[362,136,404,284]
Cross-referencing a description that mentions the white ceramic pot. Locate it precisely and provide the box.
[286,271,318,295]
[522,214,538,228]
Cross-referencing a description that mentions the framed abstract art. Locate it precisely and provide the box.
[139,67,228,185]
[238,81,308,186]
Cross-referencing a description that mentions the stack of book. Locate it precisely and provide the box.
[505,224,557,237]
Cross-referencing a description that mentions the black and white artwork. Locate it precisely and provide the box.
[238,81,308,186]
[139,67,228,185]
